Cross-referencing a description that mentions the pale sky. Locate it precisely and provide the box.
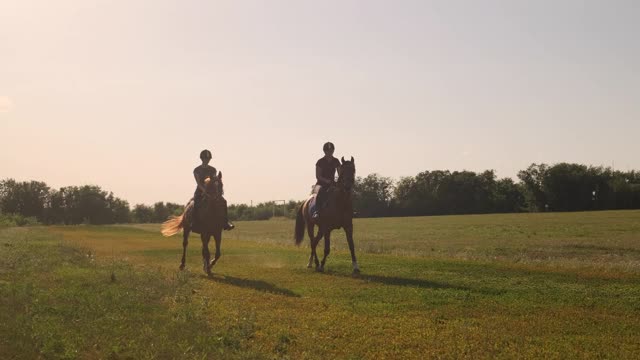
[1,0,639,206]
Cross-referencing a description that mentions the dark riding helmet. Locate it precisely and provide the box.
[323,142,335,152]
[200,149,212,160]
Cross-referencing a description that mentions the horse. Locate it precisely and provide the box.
[294,156,360,274]
[161,173,226,275]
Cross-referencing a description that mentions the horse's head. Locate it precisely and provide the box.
[338,156,356,191]
[203,172,223,201]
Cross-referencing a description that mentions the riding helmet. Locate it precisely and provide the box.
[323,142,335,152]
[200,149,212,160]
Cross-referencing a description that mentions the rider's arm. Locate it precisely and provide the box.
[193,171,208,194]
[316,165,332,186]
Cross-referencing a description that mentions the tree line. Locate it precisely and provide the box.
[0,179,183,225]
[355,163,640,217]
[1,162,639,226]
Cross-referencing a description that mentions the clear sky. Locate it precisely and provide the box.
[1,0,639,206]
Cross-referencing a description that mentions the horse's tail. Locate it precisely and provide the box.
[161,210,185,237]
[294,203,305,245]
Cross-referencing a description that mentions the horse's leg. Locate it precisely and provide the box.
[319,230,331,272]
[180,228,190,270]
[201,233,211,275]
[307,223,318,268]
[345,223,360,274]
[311,225,324,269]
[208,228,222,270]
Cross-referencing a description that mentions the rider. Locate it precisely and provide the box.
[312,142,341,219]
[193,149,234,230]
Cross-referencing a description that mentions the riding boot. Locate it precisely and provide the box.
[223,205,234,231]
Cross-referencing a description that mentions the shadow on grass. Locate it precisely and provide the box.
[322,270,506,295]
[562,243,640,254]
[204,274,300,298]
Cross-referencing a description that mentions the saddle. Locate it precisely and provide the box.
[308,186,339,223]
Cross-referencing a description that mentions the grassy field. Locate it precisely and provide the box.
[2,211,640,359]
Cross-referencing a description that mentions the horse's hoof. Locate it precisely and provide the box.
[316,267,324,273]
[352,268,361,275]
[179,264,185,271]
[307,263,313,269]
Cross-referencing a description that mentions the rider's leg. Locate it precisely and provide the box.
[312,186,325,219]
[221,196,234,231]
[191,189,201,228]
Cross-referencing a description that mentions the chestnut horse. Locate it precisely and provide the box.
[295,157,360,274]
[161,173,225,275]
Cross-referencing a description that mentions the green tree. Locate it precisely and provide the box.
[108,194,131,224]
[132,204,154,223]
[353,174,394,217]
[0,179,50,219]
[517,164,549,211]
[492,178,525,213]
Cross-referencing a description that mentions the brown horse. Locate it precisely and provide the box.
[161,173,226,275]
[295,157,360,274]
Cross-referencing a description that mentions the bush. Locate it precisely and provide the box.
[0,213,40,228]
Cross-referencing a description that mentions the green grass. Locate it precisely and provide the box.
[2,211,640,359]
[0,228,263,359]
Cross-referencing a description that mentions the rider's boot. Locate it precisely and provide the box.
[223,206,234,231]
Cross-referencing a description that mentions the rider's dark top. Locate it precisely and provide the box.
[193,165,217,191]
[316,156,341,186]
